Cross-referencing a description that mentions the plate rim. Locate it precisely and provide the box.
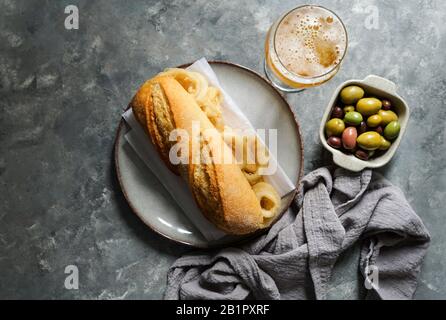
[113,60,305,248]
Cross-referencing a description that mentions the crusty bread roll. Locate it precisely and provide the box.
[130,76,272,235]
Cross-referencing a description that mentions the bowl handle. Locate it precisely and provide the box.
[362,75,397,94]
[332,152,367,172]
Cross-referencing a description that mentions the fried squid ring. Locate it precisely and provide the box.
[242,167,263,185]
[252,182,281,219]
[222,128,271,185]
[158,68,208,102]
[198,86,224,131]
[253,137,270,167]
[222,126,243,156]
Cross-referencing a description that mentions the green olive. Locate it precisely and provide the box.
[356,98,382,116]
[357,131,382,150]
[343,106,355,113]
[344,111,363,126]
[325,118,345,137]
[367,114,382,128]
[384,121,401,140]
[340,86,365,105]
[379,136,391,150]
[378,110,398,126]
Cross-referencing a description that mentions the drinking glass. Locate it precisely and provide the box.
[264,5,348,93]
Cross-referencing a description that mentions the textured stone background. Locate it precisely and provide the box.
[0,0,445,299]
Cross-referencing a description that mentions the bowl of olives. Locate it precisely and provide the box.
[320,75,409,172]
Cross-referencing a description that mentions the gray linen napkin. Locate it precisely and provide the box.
[164,167,430,300]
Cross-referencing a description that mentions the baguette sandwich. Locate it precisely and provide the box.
[130,70,280,235]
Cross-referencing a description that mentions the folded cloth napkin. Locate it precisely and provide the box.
[164,167,431,300]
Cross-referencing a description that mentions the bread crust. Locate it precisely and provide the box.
[130,77,179,174]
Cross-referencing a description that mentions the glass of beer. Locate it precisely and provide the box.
[264,5,348,92]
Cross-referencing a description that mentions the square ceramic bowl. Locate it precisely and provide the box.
[319,75,410,172]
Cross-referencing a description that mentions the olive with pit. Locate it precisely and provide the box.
[325,118,345,137]
[356,98,382,116]
[378,110,398,126]
[357,131,382,150]
[382,99,392,110]
[367,114,382,128]
[340,86,365,105]
[344,111,363,126]
[331,106,344,119]
[327,136,342,149]
[343,106,355,114]
[342,127,358,150]
[384,121,401,140]
[379,136,391,150]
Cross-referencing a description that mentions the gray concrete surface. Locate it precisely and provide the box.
[0,0,445,299]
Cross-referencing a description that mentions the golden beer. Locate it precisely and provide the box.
[265,5,348,92]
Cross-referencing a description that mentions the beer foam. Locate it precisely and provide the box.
[275,6,346,78]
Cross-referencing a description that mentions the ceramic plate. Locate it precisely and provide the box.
[114,61,304,248]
